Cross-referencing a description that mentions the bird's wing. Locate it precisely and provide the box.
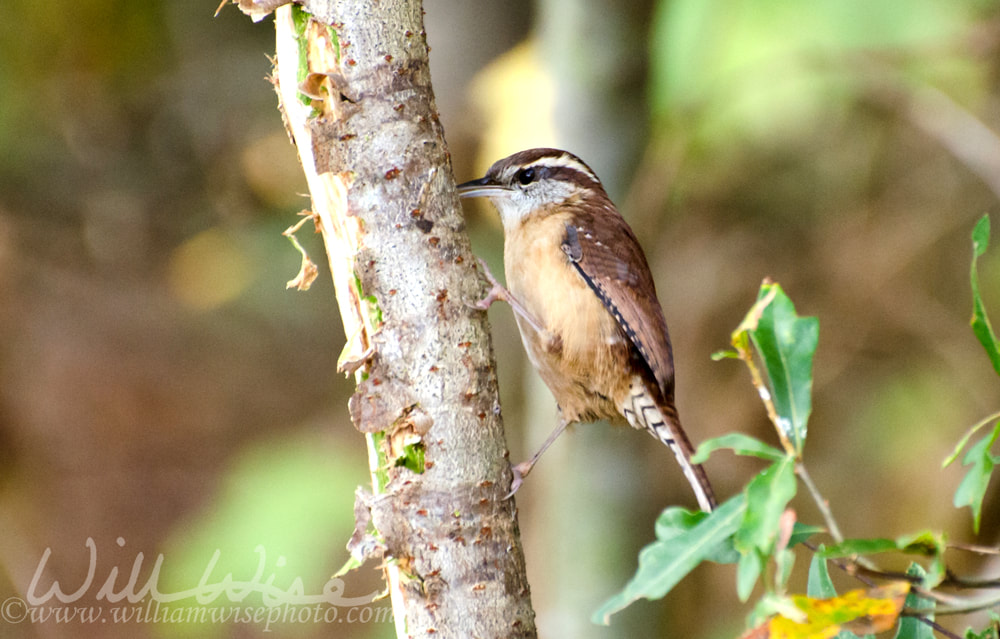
[560,210,675,399]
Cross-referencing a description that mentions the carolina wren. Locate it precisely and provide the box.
[458,148,716,511]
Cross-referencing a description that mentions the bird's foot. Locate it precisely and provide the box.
[471,285,509,312]
[468,258,510,310]
[504,461,534,500]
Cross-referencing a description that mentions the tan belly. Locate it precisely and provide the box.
[504,213,630,424]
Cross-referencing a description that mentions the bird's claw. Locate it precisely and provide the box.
[466,258,509,311]
[469,283,508,311]
[503,461,533,500]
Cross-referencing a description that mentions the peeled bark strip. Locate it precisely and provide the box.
[242,0,538,637]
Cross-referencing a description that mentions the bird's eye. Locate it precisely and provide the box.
[516,168,536,186]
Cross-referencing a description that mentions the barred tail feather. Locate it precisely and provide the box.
[621,379,717,512]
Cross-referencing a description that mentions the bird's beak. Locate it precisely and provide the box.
[456,177,511,199]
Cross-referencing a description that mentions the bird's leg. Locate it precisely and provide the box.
[506,415,571,499]
[471,258,561,351]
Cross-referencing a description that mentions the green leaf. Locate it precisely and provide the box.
[894,564,934,639]
[895,531,946,556]
[807,554,873,639]
[730,458,797,600]
[820,537,903,558]
[943,411,1000,468]
[894,532,947,588]
[737,550,764,601]
[965,626,1000,639]
[593,493,747,625]
[808,553,837,598]
[653,507,739,564]
[789,523,825,547]
[970,215,1000,376]
[711,349,741,361]
[953,421,1000,533]
[691,432,786,464]
[964,612,1000,639]
[735,457,798,554]
[774,547,796,594]
[820,532,945,562]
[653,505,706,540]
[748,282,819,454]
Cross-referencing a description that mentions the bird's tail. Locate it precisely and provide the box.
[622,379,717,512]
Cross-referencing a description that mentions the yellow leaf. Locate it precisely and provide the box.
[742,582,910,639]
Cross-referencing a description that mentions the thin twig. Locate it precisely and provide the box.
[805,540,1000,633]
[902,83,1000,202]
[909,591,1000,616]
[796,463,844,544]
[948,541,1000,556]
[912,585,977,608]
[808,542,1000,604]
[942,576,1000,589]
[803,541,877,587]
[908,615,963,639]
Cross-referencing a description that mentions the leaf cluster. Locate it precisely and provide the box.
[596,216,1000,638]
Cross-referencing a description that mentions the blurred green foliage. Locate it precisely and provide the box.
[650,0,985,144]
[155,431,373,638]
[1,0,1000,638]
[602,265,997,636]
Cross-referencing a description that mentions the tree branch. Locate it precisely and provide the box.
[235,0,539,636]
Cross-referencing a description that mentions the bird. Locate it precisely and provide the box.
[456,148,716,511]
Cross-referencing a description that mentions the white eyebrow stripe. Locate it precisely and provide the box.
[538,154,599,180]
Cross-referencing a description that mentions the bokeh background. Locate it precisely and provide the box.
[2,0,1000,637]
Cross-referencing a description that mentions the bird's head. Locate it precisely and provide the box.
[457,148,609,230]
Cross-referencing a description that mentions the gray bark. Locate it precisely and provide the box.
[235,1,538,637]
